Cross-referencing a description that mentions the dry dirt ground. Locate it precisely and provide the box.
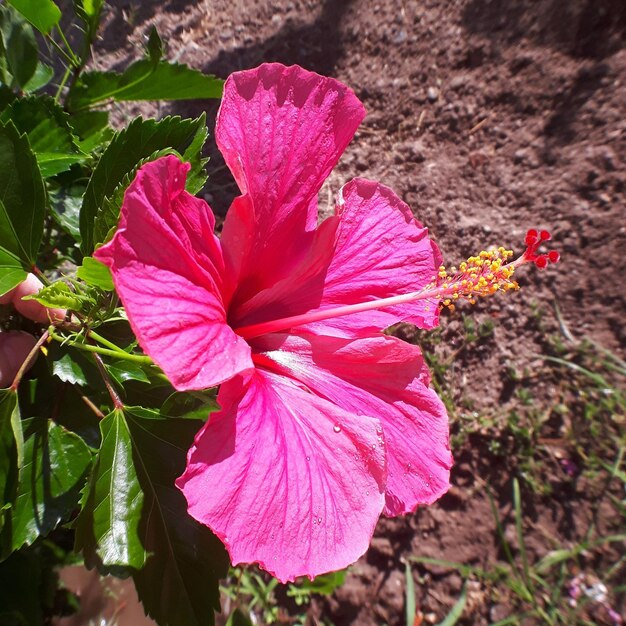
[74,1,626,624]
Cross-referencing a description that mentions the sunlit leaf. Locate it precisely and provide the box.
[76,256,114,291]
[68,62,223,111]
[7,0,61,35]
[7,421,92,552]
[105,361,150,387]
[75,409,146,569]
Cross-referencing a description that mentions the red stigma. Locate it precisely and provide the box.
[522,229,559,270]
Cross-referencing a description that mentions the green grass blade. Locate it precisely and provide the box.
[405,561,416,626]
[435,584,466,626]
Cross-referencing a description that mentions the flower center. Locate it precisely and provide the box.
[234,229,559,340]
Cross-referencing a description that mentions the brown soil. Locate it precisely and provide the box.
[84,1,626,624]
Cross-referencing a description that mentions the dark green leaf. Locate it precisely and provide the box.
[105,361,149,386]
[0,5,38,88]
[76,256,113,290]
[79,115,207,254]
[147,26,163,63]
[68,61,223,111]
[50,183,84,242]
[0,96,86,177]
[225,609,254,626]
[7,0,61,35]
[93,147,174,249]
[0,85,16,112]
[126,407,229,626]
[0,390,21,533]
[0,546,44,624]
[7,421,92,552]
[68,109,111,153]
[22,61,54,92]
[0,120,45,266]
[50,345,100,387]
[161,391,218,420]
[75,409,146,569]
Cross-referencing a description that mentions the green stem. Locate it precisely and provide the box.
[55,66,72,103]
[46,34,78,68]
[87,330,132,356]
[49,329,152,364]
[55,25,80,66]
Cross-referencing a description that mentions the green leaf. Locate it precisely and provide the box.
[80,115,208,254]
[68,109,111,153]
[0,251,27,298]
[72,0,104,44]
[147,26,163,63]
[68,61,223,111]
[0,546,44,625]
[22,61,54,93]
[49,183,84,242]
[7,0,61,35]
[126,407,229,626]
[75,408,146,569]
[0,390,22,533]
[183,122,209,195]
[0,96,86,177]
[0,5,38,89]
[160,391,218,420]
[6,421,92,553]
[50,345,100,387]
[76,256,114,291]
[225,609,254,626]
[0,85,16,112]
[105,361,150,386]
[0,120,45,266]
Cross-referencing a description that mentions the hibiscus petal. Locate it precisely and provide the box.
[253,331,452,515]
[217,63,365,302]
[229,178,443,336]
[177,369,386,583]
[310,178,443,335]
[94,156,252,390]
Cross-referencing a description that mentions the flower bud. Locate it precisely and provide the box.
[11,274,66,324]
[0,331,37,388]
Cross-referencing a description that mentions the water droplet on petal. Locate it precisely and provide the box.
[317,517,322,524]
[306,455,311,461]
[333,424,342,433]
[365,490,370,496]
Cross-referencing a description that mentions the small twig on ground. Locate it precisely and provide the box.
[468,116,489,135]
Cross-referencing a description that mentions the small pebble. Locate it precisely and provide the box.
[427,86,439,102]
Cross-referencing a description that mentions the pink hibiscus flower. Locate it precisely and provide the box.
[95,63,456,582]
